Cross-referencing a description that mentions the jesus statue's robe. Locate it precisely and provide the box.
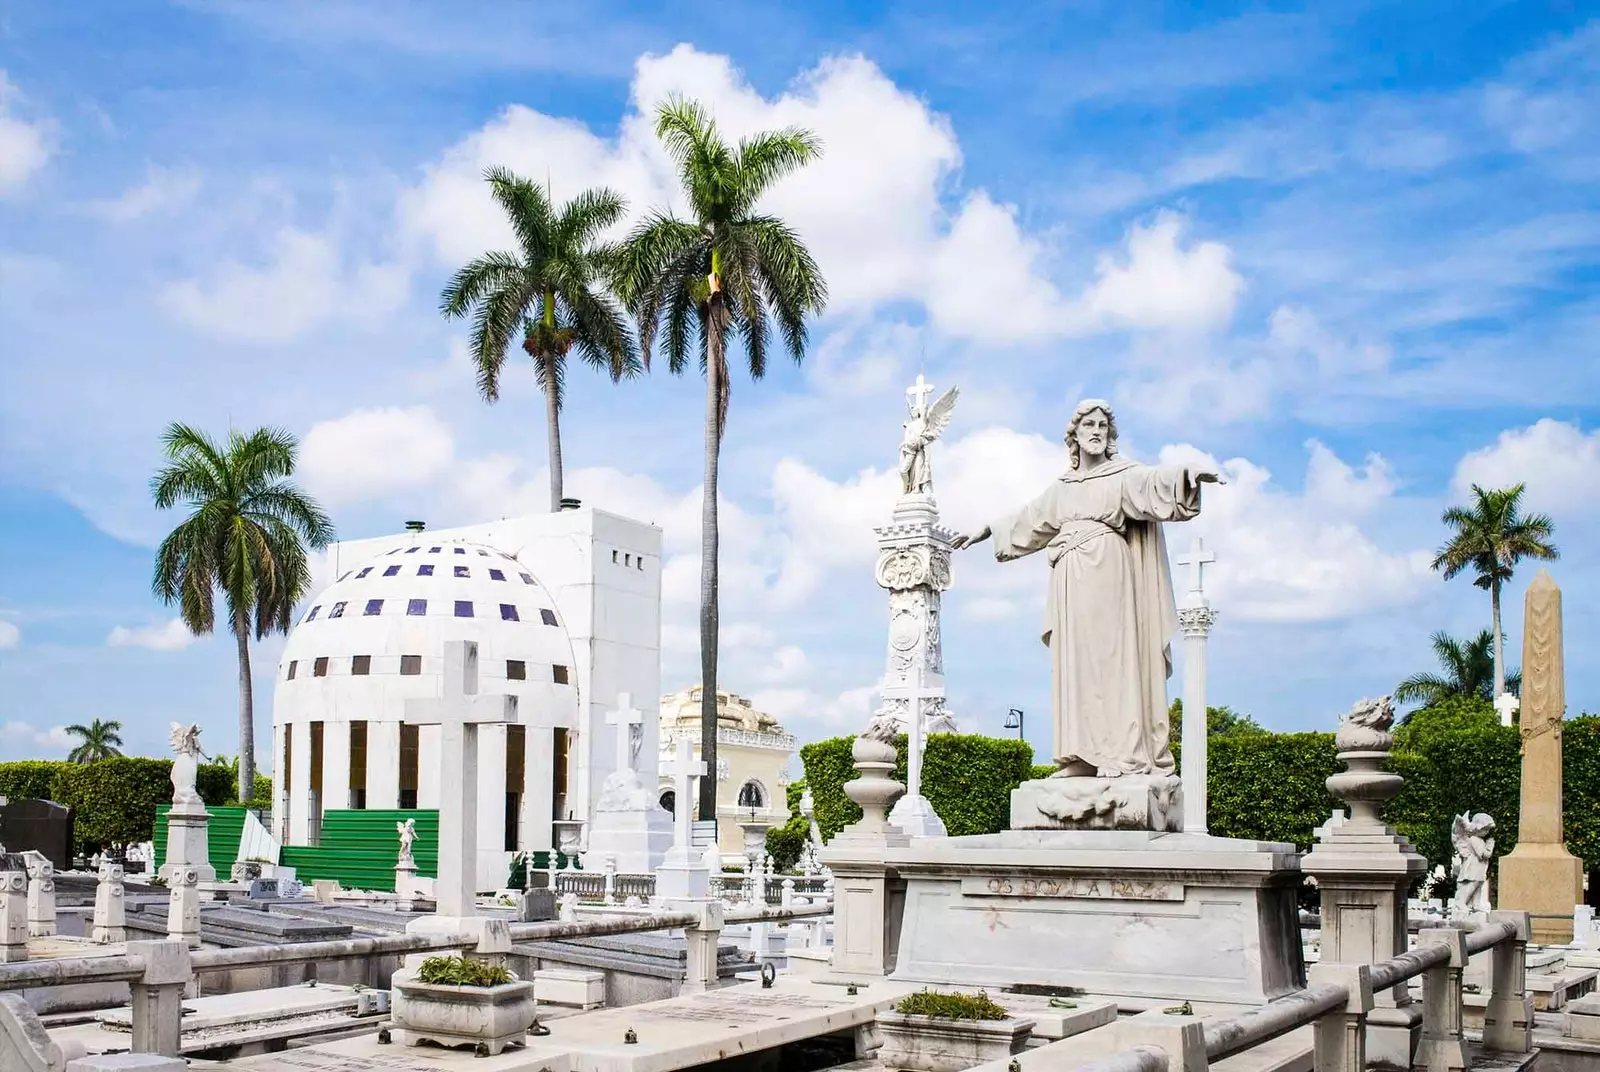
[989,458,1201,777]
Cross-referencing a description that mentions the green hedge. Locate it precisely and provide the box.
[0,757,272,848]
[800,733,1034,840]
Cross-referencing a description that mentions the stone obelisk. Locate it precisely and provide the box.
[1497,570,1583,945]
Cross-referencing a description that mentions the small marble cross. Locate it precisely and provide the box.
[1175,536,1217,608]
[1494,691,1519,728]
[604,693,643,774]
[664,737,705,850]
[907,374,935,412]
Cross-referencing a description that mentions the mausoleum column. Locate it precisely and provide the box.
[287,721,313,846]
[367,720,402,811]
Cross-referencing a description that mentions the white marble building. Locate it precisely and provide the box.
[270,506,662,890]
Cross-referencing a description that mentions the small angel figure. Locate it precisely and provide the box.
[168,723,206,807]
[396,818,418,867]
[899,376,959,496]
[1450,812,1496,916]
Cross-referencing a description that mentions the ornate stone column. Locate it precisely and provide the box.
[873,494,957,735]
[1175,536,1217,834]
[1302,696,1427,1069]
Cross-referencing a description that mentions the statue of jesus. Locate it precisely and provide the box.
[953,400,1220,778]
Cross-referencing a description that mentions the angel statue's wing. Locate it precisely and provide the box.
[924,387,960,439]
[1450,812,1469,848]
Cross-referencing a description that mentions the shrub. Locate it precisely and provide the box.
[765,816,807,872]
[800,733,1034,841]
[50,758,176,847]
[0,761,71,802]
[895,989,1010,1020]
[416,955,513,987]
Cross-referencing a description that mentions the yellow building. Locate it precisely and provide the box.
[657,687,796,864]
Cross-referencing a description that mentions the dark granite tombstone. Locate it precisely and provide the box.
[0,800,74,870]
[249,878,279,900]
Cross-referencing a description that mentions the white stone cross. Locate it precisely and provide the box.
[604,693,644,775]
[907,373,935,413]
[1176,536,1217,608]
[664,736,705,851]
[1495,692,1520,728]
[403,640,517,918]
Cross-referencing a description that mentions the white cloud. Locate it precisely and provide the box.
[0,720,72,757]
[0,620,18,649]
[300,406,456,506]
[1267,305,1389,376]
[160,227,408,343]
[1071,211,1243,334]
[0,72,51,195]
[748,682,879,730]
[84,164,202,222]
[1452,418,1600,517]
[107,619,197,651]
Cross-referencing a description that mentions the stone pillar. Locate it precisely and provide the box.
[821,734,909,980]
[1302,696,1427,1069]
[161,804,215,885]
[126,940,191,1057]
[872,495,957,737]
[1498,571,1584,945]
[1308,963,1373,1072]
[1416,928,1469,1072]
[1483,910,1533,1053]
[165,866,201,949]
[1177,606,1215,834]
[681,901,724,994]
[24,856,55,938]
[0,870,26,962]
[92,863,126,944]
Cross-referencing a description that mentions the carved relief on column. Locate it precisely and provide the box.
[874,521,956,733]
[1177,606,1217,638]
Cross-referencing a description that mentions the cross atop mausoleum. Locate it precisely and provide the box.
[403,641,516,917]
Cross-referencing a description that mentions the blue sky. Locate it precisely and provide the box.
[2,1,1598,766]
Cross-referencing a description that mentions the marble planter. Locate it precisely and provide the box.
[876,1010,1035,1072]
[390,974,537,1056]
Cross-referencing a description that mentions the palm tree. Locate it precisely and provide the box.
[440,168,641,512]
[151,423,334,802]
[618,97,827,819]
[64,719,124,763]
[1395,629,1522,710]
[1432,483,1557,699]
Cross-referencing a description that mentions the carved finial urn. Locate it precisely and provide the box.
[1325,695,1402,825]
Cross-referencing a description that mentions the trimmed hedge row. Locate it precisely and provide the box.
[0,758,273,848]
[800,706,1600,875]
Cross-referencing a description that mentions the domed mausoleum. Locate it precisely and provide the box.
[271,507,663,891]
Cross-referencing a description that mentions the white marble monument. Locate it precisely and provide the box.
[588,693,672,873]
[873,376,960,737]
[1175,537,1217,834]
[160,723,215,883]
[655,737,711,904]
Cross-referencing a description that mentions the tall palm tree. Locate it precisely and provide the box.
[64,719,124,763]
[151,423,334,802]
[1432,483,1557,699]
[440,168,641,512]
[1395,629,1522,710]
[619,97,827,819]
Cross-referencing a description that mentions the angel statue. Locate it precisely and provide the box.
[168,723,206,807]
[1450,812,1496,917]
[396,818,418,867]
[899,375,959,496]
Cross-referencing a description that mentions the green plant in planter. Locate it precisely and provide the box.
[416,955,514,987]
[894,989,1010,1020]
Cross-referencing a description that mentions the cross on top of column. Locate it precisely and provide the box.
[907,374,935,413]
[404,641,517,728]
[604,692,643,774]
[1494,691,1520,727]
[1175,536,1217,607]
[665,736,705,847]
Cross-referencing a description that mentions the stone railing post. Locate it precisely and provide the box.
[1112,1010,1208,1072]
[1484,911,1533,1053]
[1416,928,1469,1072]
[682,901,724,994]
[166,865,201,949]
[92,862,127,944]
[1308,963,1373,1072]
[602,854,617,906]
[0,870,26,962]
[24,856,55,939]
[126,939,192,1057]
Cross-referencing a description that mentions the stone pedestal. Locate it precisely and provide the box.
[1499,572,1584,946]
[24,856,55,938]
[587,771,673,875]
[165,866,201,949]
[887,793,947,838]
[1011,775,1183,832]
[821,736,910,980]
[92,864,125,944]
[887,829,1303,1004]
[0,870,25,962]
[656,845,711,904]
[159,805,216,884]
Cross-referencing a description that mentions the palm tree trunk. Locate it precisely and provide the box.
[545,370,564,513]
[234,605,256,803]
[1490,579,1504,698]
[698,300,724,823]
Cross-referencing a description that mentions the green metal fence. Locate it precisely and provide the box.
[280,809,439,891]
[153,805,252,877]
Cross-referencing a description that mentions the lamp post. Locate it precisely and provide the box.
[1005,708,1024,741]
